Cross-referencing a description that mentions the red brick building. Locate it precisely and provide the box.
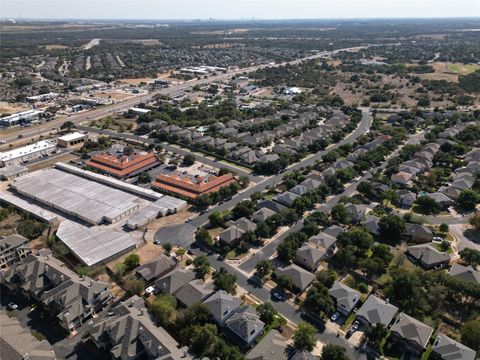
[152,173,236,199]
[86,152,160,178]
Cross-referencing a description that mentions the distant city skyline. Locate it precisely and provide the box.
[2,0,479,20]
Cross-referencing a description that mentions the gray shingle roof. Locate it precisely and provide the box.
[308,232,336,250]
[273,191,300,207]
[390,312,434,349]
[155,268,195,295]
[295,244,324,271]
[274,264,315,291]
[246,329,289,360]
[225,305,265,344]
[203,290,241,324]
[175,279,215,307]
[323,225,344,238]
[134,255,176,282]
[407,244,451,267]
[328,282,360,314]
[449,264,480,284]
[432,333,476,360]
[357,295,398,326]
[252,207,277,223]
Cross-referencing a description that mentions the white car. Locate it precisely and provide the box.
[331,312,340,321]
[7,302,18,310]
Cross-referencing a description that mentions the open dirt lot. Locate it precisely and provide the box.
[146,208,196,231]
[0,102,30,115]
[93,91,136,101]
[118,71,177,85]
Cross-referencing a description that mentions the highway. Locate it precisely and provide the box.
[1,44,369,145]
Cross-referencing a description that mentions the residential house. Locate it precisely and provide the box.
[134,255,176,283]
[290,184,309,196]
[252,207,276,223]
[426,193,454,208]
[2,248,112,332]
[300,178,322,191]
[246,329,289,360]
[345,204,370,223]
[219,225,245,247]
[295,244,324,272]
[154,268,196,295]
[391,171,413,186]
[407,244,451,269]
[0,312,56,360]
[89,295,190,360]
[328,282,360,316]
[290,350,320,360]
[405,224,434,243]
[449,263,480,284]
[390,313,434,354]
[308,232,337,254]
[274,264,315,292]
[356,295,398,327]
[175,279,215,307]
[225,305,265,346]
[233,217,257,233]
[362,215,380,235]
[323,225,344,238]
[439,186,461,201]
[431,333,477,360]
[273,191,300,207]
[397,190,417,207]
[203,290,241,325]
[257,199,287,213]
[0,233,31,269]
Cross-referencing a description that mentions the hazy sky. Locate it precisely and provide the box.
[2,0,479,20]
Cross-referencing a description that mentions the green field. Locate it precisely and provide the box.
[447,63,479,75]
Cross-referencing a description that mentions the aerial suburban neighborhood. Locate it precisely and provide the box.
[1,7,480,360]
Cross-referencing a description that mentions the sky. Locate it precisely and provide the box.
[2,0,479,20]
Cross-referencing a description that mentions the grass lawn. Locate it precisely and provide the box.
[447,63,479,75]
[420,344,433,360]
[340,312,357,331]
[433,242,453,254]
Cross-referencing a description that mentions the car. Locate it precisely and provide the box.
[330,312,340,321]
[272,292,283,301]
[87,319,94,326]
[351,320,360,331]
[17,135,23,139]
[433,236,444,242]
[7,302,18,310]
[217,255,224,261]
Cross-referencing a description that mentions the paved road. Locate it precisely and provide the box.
[3,45,369,145]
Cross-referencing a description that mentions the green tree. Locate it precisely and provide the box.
[124,253,140,270]
[193,256,211,280]
[459,248,480,267]
[416,196,441,215]
[256,302,277,324]
[458,189,480,211]
[151,293,177,326]
[256,222,271,238]
[60,121,75,132]
[123,146,134,156]
[303,282,335,316]
[367,323,388,349]
[331,204,351,224]
[183,153,195,165]
[255,259,273,281]
[276,275,294,292]
[195,228,213,247]
[137,172,151,183]
[123,277,144,296]
[162,242,173,254]
[439,223,449,232]
[316,270,337,288]
[208,211,225,227]
[469,213,480,231]
[293,322,317,352]
[379,214,406,243]
[461,320,480,351]
[238,175,250,188]
[213,267,237,295]
[320,344,349,360]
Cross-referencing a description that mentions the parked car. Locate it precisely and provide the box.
[7,302,18,310]
[331,312,340,321]
[272,292,283,301]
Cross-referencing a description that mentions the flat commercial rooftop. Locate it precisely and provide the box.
[126,196,187,229]
[11,169,140,225]
[0,140,56,162]
[57,220,136,266]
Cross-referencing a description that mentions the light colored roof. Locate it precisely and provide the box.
[329,281,360,313]
[58,132,86,142]
[155,268,195,295]
[432,333,476,360]
[57,220,136,266]
[308,232,336,250]
[295,244,324,270]
[0,140,56,162]
[357,295,398,326]
[252,207,276,222]
[0,165,28,179]
[0,191,57,223]
[323,225,344,238]
[12,168,140,225]
[391,312,433,349]
[203,290,241,323]
[225,305,265,343]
